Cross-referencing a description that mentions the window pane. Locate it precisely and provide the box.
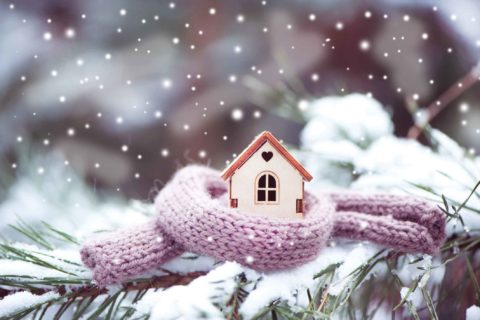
[268,190,276,202]
[268,174,276,188]
[258,175,266,188]
[257,190,266,201]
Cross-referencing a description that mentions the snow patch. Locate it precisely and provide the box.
[467,305,480,320]
[399,286,422,307]
[135,262,248,320]
[240,244,382,318]
[0,260,66,278]
[0,291,60,317]
[328,245,380,296]
[301,93,393,146]
[300,94,480,236]
[161,253,218,273]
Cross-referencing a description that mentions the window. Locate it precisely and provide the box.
[256,172,278,204]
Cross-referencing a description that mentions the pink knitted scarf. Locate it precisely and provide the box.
[81,165,446,285]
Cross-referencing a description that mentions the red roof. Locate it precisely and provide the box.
[221,131,313,181]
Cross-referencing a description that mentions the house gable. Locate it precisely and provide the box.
[221,131,313,182]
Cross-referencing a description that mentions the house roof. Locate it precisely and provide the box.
[221,131,313,182]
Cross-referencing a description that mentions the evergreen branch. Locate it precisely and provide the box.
[0,244,77,276]
[393,277,420,311]
[40,222,80,246]
[387,262,421,320]
[8,219,81,249]
[452,179,480,217]
[0,272,206,319]
[0,219,207,319]
[327,249,386,311]
[420,286,439,320]
[225,273,249,320]
[8,219,54,251]
[408,181,480,216]
[1,271,206,298]
[313,262,342,279]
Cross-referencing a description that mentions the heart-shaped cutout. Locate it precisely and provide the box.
[262,151,273,162]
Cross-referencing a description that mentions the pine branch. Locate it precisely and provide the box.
[225,273,249,320]
[0,268,206,319]
[0,272,206,299]
[0,220,207,319]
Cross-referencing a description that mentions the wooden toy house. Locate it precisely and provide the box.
[221,131,313,219]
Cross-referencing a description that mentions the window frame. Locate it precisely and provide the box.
[255,171,279,204]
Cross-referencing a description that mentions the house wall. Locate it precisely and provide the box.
[229,141,304,219]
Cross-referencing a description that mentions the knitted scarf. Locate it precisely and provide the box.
[81,165,446,285]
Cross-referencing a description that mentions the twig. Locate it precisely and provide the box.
[0,271,206,300]
[407,63,480,139]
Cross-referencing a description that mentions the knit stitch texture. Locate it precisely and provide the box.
[81,165,445,285]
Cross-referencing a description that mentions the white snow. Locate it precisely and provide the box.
[240,246,349,318]
[327,244,382,296]
[0,260,67,278]
[393,252,444,311]
[398,256,440,310]
[240,244,382,318]
[300,93,480,237]
[134,244,386,320]
[298,93,393,187]
[135,261,248,320]
[0,154,150,242]
[399,286,422,307]
[0,243,91,285]
[467,305,480,320]
[399,287,410,300]
[0,291,60,317]
[161,253,218,273]
[301,94,393,146]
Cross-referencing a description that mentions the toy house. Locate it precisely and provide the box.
[221,131,313,219]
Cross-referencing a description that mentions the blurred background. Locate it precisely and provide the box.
[1,0,480,199]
